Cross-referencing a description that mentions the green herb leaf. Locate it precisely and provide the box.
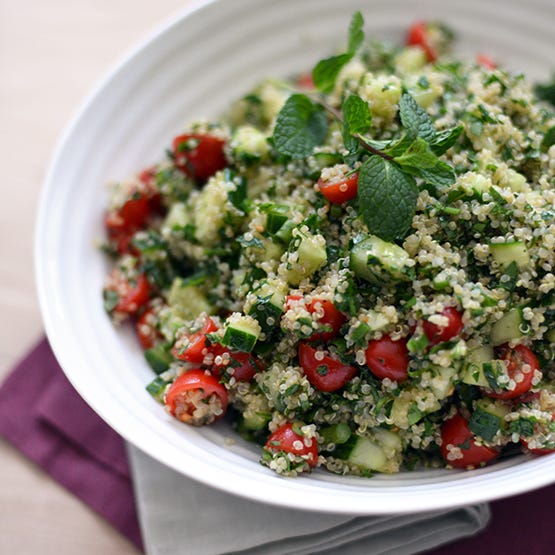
[312,53,353,95]
[535,74,555,106]
[469,409,501,442]
[407,403,424,426]
[312,11,364,94]
[541,126,555,152]
[272,94,328,158]
[347,11,365,53]
[394,137,440,170]
[509,418,535,437]
[429,125,464,155]
[103,289,120,313]
[342,94,372,135]
[392,137,456,188]
[416,160,456,188]
[399,93,435,142]
[357,155,418,241]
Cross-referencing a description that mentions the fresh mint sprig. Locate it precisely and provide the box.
[270,13,463,242]
[312,12,365,94]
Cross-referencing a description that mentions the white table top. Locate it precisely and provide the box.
[0,1,190,552]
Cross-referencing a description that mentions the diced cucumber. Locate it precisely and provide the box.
[193,170,243,245]
[230,125,270,164]
[407,333,430,354]
[247,279,286,333]
[145,368,176,403]
[144,343,173,375]
[249,238,285,264]
[505,168,529,193]
[490,308,527,345]
[284,230,327,285]
[468,399,510,441]
[350,235,412,283]
[274,219,296,244]
[265,206,290,235]
[320,423,352,446]
[490,241,530,269]
[462,345,493,387]
[336,429,402,473]
[222,314,261,352]
[163,202,190,231]
[241,411,271,431]
[394,47,427,73]
[429,366,458,400]
[167,277,213,320]
[341,436,386,472]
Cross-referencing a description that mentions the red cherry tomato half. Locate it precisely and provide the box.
[265,422,318,467]
[172,317,219,364]
[104,195,151,254]
[406,21,437,62]
[105,270,151,316]
[365,335,409,383]
[422,307,464,346]
[483,344,539,400]
[476,54,497,70]
[440,413,499,468]
[317,172,358,204]
[285,295,346,341]
[296,72,315,90]
[298,342,357,392]
[136,308,162,350]
[172,133,227,181]
[165,370,228,426]
[212,349,263,382]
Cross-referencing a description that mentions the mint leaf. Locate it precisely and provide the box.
[399,94,435,142]
[417,160,456,188]
[429,125,463,155]
[272,94,328,159]
[357,155,418,241]
[347,11,365,53]
[380,133,414,157]
[312,12,364,94]
[393,138,456,188]
[342,94,372,135]
[312,53,353,94]
[394,137,439,170]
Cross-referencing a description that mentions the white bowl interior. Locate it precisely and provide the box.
[36,0,555,514]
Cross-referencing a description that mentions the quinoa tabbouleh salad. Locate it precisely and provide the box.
[102,15,555,477]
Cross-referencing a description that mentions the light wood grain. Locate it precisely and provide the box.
[0,1,191,552]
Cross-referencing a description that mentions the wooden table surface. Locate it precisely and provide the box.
[0,1,188,552]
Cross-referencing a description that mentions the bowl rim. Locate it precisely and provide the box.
[35,0,555,514]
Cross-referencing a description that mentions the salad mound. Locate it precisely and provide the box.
[103,16,555,477]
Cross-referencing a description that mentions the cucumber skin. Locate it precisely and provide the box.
[490,308,526,346]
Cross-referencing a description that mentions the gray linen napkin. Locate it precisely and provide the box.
[127,446,490,555]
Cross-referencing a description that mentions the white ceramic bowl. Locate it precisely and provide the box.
[36,0,555,514]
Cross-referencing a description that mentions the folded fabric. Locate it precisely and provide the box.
[0,337,554,555]
[128,445,489,555]
[0,338,143,550]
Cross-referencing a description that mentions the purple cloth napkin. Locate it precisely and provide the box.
[0,337,554,554]
[0,338,143,550]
